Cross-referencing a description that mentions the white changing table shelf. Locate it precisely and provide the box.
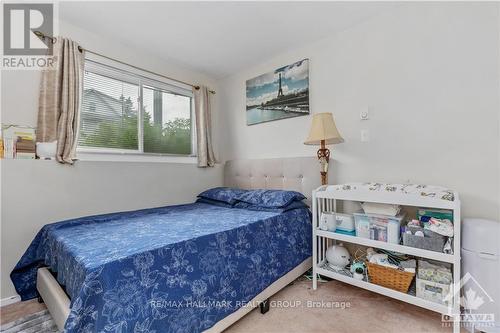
[311,184,461,333]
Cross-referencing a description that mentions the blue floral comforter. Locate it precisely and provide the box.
[11,202,312,332]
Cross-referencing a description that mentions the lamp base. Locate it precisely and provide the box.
[320,171,328,186]
[317,140,330,186]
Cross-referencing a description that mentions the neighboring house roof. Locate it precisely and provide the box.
[81,89,126,121]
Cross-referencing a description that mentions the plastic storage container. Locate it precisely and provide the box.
[353,213,404,243]
[354,214,371,239]
[335,213,355,233]
[461,218,500,333]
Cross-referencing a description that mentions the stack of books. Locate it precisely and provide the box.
[15,137,36,159]
[2,125,36,159]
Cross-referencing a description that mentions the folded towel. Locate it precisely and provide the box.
[361,202,401,216]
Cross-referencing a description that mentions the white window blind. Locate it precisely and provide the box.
[79,71,139,150]
[78,60,194,156]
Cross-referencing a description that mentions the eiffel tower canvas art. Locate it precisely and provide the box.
[246,59,309,125]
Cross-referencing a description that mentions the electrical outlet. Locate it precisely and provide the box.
[361,129,370,142]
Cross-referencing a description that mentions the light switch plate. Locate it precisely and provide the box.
[360,108,369,120]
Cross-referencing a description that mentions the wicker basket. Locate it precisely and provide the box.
[366,261,415,293]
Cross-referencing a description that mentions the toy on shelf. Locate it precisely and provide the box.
[350,248,368,281]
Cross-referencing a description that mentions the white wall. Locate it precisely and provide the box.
[219,3,500,221]
[0,20,223,299]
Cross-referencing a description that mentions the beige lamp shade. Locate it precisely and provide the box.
[304,112,344,145]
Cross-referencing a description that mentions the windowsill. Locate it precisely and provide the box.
[76,150,198,164]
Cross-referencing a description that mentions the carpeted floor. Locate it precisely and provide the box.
[0,278,453,333]
[0,310,58,333]
[226,278,452,333]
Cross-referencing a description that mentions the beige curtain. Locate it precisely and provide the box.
[37,37,84,164]
[193,86,216,167]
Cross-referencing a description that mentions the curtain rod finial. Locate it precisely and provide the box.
[193,85,216,94]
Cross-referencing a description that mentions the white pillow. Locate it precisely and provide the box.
[36,141,57,159]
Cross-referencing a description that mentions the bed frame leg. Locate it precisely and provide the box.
[260,299,270,314]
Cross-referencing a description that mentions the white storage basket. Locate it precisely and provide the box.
[416,278,451,305]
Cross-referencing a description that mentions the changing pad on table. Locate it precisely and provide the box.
[325,183,456,202]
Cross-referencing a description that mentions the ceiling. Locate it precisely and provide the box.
[60,1,391,79]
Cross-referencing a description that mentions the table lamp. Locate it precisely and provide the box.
[304,113,344,185]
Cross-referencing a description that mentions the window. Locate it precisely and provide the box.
[78,60,194,156]
[142,86,192,154]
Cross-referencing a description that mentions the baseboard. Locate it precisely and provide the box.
[0,295,21,307]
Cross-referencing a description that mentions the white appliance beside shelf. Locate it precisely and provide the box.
[311,184,461,333]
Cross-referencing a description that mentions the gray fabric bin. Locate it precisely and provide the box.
[403,233,446,252]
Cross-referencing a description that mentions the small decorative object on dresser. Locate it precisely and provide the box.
[304,112,344,185]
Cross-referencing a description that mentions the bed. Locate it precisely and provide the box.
[10,157,320,332]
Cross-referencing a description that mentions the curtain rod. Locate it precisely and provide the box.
[34,31,215,94]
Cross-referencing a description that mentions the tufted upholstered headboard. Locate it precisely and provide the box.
[224,157,323,203]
